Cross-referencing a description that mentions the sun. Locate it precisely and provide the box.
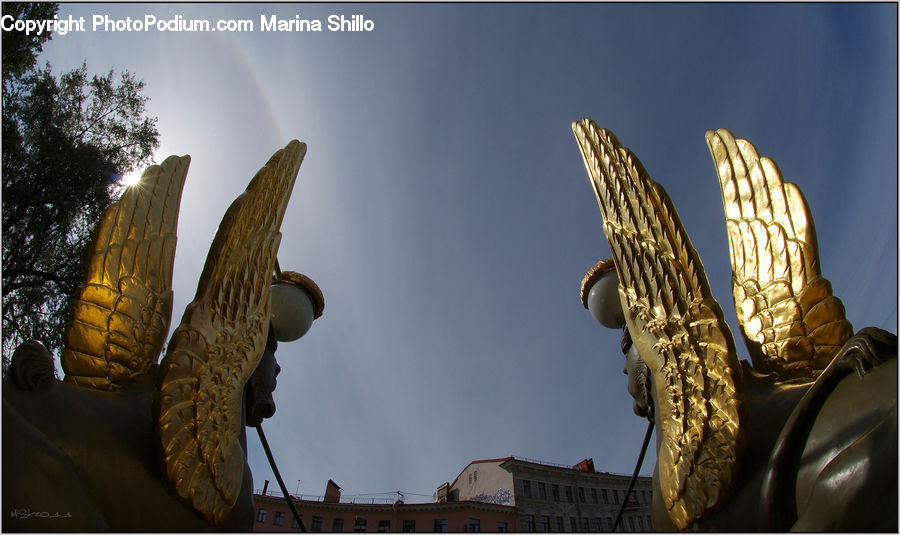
[120,170,144,187]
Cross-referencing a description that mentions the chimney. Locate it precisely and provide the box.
[436,483,449,503]
[573,458,595,473]
[324,480,342,503]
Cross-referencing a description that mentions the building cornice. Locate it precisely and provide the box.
[253,495,517,515]
[499,458,652,486]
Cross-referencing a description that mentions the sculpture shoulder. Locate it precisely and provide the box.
[2,378,227,531]
[804,356,896,453]
[3,391,110,531]
[795,357,897,530]
[3,376,154,440]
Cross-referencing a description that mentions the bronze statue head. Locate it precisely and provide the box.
[246,327,282,427]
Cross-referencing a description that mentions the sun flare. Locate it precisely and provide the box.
[121,170,144,187]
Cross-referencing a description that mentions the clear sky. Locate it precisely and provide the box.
[39,3,896,503]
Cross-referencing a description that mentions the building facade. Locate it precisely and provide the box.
[253,480,517,533]
[441,457,653,532]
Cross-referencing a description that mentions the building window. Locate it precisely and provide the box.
[523,480,532,498]
[565,486,573,502]
[311,516,323,532]
[378,520,391,532]
[636,516,644,531]
[497,521,509,532]
[273,511,284,526]
[551,484,560,502]
[602,489,609,504]
[629,517,636,531]
[582,518,590,532]
[591,488,598,504]
[538,481,547,499]
[606,517,614,532]
[569,517,577,532]
[556,517,564,532]
[332,518,344,532]
[474,470,478,482]
[256,509,267,523]
[613,490,620,505]
[434,519,448,532]
[578,487,586,502]
[402,520,416,532]
[355,517,367,532]
[539,515,549,532]
[525,515,535,532]
[468,518,481,532]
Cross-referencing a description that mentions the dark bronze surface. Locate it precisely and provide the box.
[2,335,282,532]
[3,141,307,531]
[577,122,898,530]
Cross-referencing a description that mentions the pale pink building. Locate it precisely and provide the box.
[442,456,653,532]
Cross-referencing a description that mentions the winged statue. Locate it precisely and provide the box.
[61,154,190,390]
[706,129,854,382]
[574,119,896,531]
[3,140,324,531]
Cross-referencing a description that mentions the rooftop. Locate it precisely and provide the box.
[449,456,636,490]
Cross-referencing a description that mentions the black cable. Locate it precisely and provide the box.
[257,424,307,532]
[613,419,654,532]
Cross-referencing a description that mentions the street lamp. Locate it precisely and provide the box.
[259,265,325,533]
[580,259,624,329]
[580,258,654,533]
[270,269,325,342]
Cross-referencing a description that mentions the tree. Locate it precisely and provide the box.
[2,3,160,369]
[2,2,58,82]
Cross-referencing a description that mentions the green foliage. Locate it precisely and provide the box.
[1,2,58,82]
[2,9,160,368]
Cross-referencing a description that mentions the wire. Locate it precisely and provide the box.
[257,424,307,533]
[613,419,654,532]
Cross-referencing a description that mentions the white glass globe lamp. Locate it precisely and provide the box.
[580,259,625,329]
[269,271,324,342]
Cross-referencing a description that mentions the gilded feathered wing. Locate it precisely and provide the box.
[573,120,744,530]
[62,155,191,390]
[154,140,306,525]
[706,129,853,382]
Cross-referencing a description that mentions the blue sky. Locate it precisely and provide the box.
[39,3,896,503]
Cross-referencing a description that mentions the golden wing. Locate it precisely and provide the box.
[61,156,190,390]
[573,120,744,530]
[706,129,853,382]
[153,140,306,525]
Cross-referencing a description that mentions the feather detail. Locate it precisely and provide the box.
[62,155,190,390]
[573,119,744,530]
[706,129,852,382]
[154,140,306,524]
